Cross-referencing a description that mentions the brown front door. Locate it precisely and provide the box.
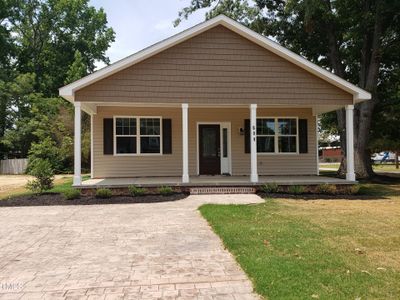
[199,124,221,175]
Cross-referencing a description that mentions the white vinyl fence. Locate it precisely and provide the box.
[0,159,28,175]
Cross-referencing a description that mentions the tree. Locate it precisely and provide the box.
[26,158,55,194]
[0,0,17,158]
[0,0,114,169]
[8,0,115,96]
[65,50,88,85]
[370,66,400,168]
[0,73,38,158]
[175,0,400,178]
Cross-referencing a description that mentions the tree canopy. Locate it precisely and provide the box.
[0,0,115,171]
[176,0,400,178]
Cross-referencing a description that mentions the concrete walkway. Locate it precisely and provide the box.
[0,195,263,300]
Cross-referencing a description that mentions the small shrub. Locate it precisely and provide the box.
[288,185,305,195]
[95,188,112,198]
[128,185,146,196]
[347,184,360,195]
[26,137,64,174]
[325,157,332,163]
[26,159,54,194]
[63,189,80,200]
[25,180,42,194]
[261,182,279,194]
[158,185,173,196]
[316,183,337,195]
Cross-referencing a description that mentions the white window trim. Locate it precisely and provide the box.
[113,116,163,156]
[256,117,299,155]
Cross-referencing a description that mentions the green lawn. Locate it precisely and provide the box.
[0,175,89,200]
[320,163,400,172]
[373,164,400,172]
[199,183,400,299]
[47,175,90,193]
[319,163,340,169]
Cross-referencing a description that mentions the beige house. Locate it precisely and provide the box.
[59,15,370,187]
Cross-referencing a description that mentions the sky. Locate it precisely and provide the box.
[89,0,207,69]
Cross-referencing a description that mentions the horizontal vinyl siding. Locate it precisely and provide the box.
[257,108,317,175]
[93,107,317,178]
[189,107,317,176]
[76,26,352,105]
[93,107,182,178]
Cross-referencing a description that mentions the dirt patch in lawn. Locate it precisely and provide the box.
[0,175,33,191]
[276,197,400,271]
[0,193,188,207]
[0,175,73,199]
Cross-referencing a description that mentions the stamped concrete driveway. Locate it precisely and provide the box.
[0,195,263,300]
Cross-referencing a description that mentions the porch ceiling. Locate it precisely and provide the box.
[79,101,343,115]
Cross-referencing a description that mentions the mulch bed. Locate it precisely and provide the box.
[0,193,188,207]
[258,192,387,200]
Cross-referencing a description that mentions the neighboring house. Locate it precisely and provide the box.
[319,147,342,162]
[59,15,370,186]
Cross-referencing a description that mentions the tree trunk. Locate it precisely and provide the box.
[396,151,399,169]
[336,105,374,179]
[333,0,383,179]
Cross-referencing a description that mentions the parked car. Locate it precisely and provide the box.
[371,152,399,163]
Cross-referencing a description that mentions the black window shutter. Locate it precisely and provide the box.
[162,119,172,154]
[299,119,308,153]
[103,118,114,155]
[244,119,250,154]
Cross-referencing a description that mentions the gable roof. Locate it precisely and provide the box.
[59,15,371,103]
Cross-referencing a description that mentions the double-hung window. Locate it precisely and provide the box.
[277,118,297,153]
[115,118,137,154]
[257,119,275,153]
[140,118,161,153]
[257,118,298,153]
[115,117,161,155]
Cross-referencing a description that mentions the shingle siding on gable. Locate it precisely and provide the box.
[76,26,352,105]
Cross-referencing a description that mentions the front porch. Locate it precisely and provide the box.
[71,103,357,187]
[80,175,353,189]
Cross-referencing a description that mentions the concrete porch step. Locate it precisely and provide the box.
[189,187,256,195]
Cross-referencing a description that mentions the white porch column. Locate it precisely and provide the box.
[250,104,258,183]
[345,105,356,181]
[90,113,94,179]
[73,102,82,186]
[182,103,189,183]
[316,115,320,176]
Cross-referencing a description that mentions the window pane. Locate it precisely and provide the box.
[116,118,136,135]
[279,136,297,153]
[257,119,275,135]
[278,118,296,135]
[116,137,136,154]
[257,136,274,153]
[140,137,160,153]
[201,128,218,157]
[140,118,160,135]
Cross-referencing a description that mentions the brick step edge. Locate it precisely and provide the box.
[190,187,256,195]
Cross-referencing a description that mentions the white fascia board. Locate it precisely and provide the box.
[59,15,371,103]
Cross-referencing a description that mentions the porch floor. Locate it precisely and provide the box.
[79,175,353,188]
